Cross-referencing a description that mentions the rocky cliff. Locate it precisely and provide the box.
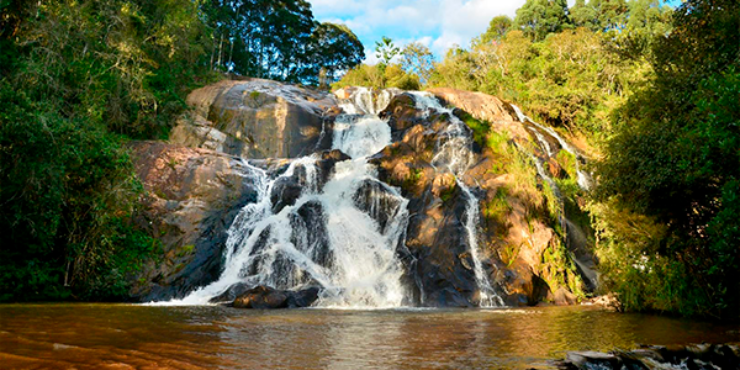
[130,78,597,307]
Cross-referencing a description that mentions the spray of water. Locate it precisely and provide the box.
[158,88,409,308]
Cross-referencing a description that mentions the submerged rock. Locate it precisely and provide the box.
[233,286,320,309]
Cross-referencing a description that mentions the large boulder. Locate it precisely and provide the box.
[170,78,338,159]
[232,286,320,309]
[128,141,260,301]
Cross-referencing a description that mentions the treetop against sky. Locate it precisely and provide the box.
[307,0,682,63]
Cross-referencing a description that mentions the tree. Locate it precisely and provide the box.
[375,36,400,66]
[400,42,435,85]
[477,15,513,45]
[203,1,363,85]
[308,22,365,88]
[570,0,599,30]
[514,0,572,41]
[332,63,420,90]
[596,0,740,318]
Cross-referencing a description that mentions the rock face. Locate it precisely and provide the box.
[170,78,338,159]
[128,142,259,301]
[372,92,594,307]
[130,79,597,308]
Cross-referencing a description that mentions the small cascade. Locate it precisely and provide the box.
[339,88,395,116]
[409,92,504,307]
[511,104,597,291]
[511,104,593,191]
[164,88,410,308]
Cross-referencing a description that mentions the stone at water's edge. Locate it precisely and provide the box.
[552,344,740,370]
[170,78,339,159]
[128,142,259,302]
[232,286,320,309]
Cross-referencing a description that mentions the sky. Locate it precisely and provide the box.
[306,0,565,63]
[306,0,682,64]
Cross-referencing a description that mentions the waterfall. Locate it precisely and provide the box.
[409,92,504,308]
[161,88,409,308]
[511,104,594,191]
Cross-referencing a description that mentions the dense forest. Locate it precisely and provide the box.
[0,0,364,301]
[1,0,738,319]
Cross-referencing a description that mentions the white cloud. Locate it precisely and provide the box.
[308,0,532,61]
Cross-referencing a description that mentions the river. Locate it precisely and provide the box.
[1,304,738,369]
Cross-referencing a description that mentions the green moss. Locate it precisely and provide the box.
[483,186,513,235]
[541,239,586,300]
[176,244,196,258]
[249,91,261,99]
[440,181,457,203]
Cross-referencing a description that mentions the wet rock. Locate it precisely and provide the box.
[316,149,351,185]
[554,344,740,370]
[268,150,350,213]
[209,283,252,304]
[233,286,320,309]
[352,179,405,234]
[128,142,260,302]
[171,78,338,159]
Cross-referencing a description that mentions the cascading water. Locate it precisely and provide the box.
[511,104,593,191]
[511,104,598,289]
[409,92,504,308]
[163,88,410,308]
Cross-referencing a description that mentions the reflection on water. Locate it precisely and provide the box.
[0,304,738,369]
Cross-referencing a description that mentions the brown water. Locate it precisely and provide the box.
[0,304,738,370]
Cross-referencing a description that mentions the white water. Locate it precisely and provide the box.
[160,88,409,308]
[409,92,503,308]
[510,104,593,191]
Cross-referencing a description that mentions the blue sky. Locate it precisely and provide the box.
[307,0,682,63]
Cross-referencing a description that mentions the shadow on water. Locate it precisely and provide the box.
[1,304,739,369]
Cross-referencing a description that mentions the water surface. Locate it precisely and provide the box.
[1,304,738,369]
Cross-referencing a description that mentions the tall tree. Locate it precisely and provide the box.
[400,42,435,85]
[375,36,400,66]
[308,22,365,88]
[477,15,513,45]
[570,0,599,30]
[514,0,572,41]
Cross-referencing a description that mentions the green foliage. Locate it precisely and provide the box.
[311,22,365,87]
[0,0,216,301]
[541,239,586,299]
[429,28,648,142]
[375,36,400,67]
[594,0,740,318]
[514,0,572,41]
[400,42,435,85]
[458,111,490,147]
[475,16,513,46]
[0,83,158,301]
[15,0,214,138]
[203,0,364,85]
[333,63,420,90]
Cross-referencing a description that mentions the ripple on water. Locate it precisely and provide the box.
[0,304,738,370]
